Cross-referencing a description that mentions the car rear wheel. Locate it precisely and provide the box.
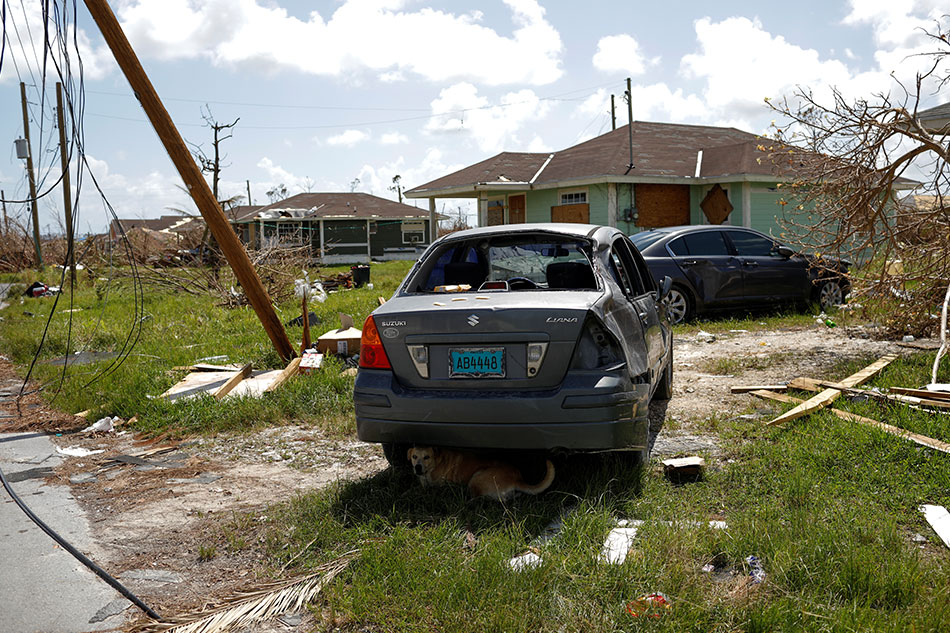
[382,442,411,471]
[664,286,693,324]
[816,279,845,309]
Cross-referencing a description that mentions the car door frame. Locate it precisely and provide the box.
[612,236,665,382]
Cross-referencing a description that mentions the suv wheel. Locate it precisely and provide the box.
[664,286,693,324]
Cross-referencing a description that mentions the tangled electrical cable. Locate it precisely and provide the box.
[1,0,157,620]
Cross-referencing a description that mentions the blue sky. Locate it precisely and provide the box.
[0,0,946,234]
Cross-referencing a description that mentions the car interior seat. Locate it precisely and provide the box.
[444,261,486,288]
[546,261,597,289]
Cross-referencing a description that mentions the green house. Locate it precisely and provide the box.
[405,121,823,239]
[231,192,432,264]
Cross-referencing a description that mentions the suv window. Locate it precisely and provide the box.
[727,230,776,257]
[668,231,730,256]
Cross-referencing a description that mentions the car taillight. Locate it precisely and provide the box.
[359,315,391,369]
[570,316,624,370]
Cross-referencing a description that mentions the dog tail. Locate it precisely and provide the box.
[518,460,555,495]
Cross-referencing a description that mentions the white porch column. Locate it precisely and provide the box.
[607,182,618,228]
[478,195,488,227]
[319,219,325,259]
[742,182,752,227]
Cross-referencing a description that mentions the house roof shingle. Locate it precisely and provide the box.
[109,215,202,235]
[235,192,429,222]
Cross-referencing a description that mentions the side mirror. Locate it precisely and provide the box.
[657,276,673,302]
[775,245,795,259]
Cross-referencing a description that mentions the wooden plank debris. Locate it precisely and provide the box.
[213,363,253,400]
[788,377,823,392]
[920,504,950,549]
[662,456,705,479]
[767,354,898,426]
[378,296,387,306]
[730,385,787,394]
[817,381,950,410]
[750,390,950,455]
[890,387,950,401]
[264,357,302,393]
[172,363,242,372]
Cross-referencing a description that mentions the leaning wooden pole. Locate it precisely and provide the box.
[56,82,76,284]
[82,0,295,362]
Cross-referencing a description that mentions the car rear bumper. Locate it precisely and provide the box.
[353,368,650,450]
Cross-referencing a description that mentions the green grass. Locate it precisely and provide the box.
[673,307,824,337]
[251,351,950,632]
[0,260,413,436]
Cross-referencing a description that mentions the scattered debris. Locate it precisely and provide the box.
[299,351,323,375]
[56,446,104,457]
[696,330,717,343]
[920,504,950,549]
[508,550,543,571]
[286,312,322,328]
[626,592,671,618]
[122,569,185,584]
[42,351,118,367]
[316,313,362,356]
[661,456,705,482]
[82,416,119,433]
[600,524,640,564]
[730,385,787,394]
[746,555,766,583]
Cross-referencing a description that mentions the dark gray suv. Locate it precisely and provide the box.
[354,224,673,465]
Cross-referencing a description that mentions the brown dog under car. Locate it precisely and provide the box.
[407,446,555,501]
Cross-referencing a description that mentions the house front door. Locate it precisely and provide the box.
[508,194,526,223]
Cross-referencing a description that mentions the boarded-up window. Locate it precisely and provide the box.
[487,200,505,226]
[508,194,526,223]
[401,220,426,244]
[700,184,734,225]
[551,203,590,223]
[634,184,690,227]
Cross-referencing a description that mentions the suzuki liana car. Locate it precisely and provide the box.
[354,223,673,466]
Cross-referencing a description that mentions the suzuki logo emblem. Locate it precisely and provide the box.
[467,314,479,327]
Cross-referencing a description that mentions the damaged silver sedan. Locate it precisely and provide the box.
[354,223,673,465]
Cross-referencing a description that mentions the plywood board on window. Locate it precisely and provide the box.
[487,206,505,225]
[551,203,589,223]
[700,184,734,225]
[634,184,689,227]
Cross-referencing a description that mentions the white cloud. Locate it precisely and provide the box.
[592,34,655,75]
[0,1,114,84]
[326,129,370,146]
[118,0,563,85]
[575,84,705,124]
[842,0,944,47]
[380,132,410,145]
[425,82,552,153]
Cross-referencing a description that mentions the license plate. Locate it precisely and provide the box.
[449,347,505,378]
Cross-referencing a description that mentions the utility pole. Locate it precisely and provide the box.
[610,94,616,131]
[625,78,635,171]
[56,82,76,283]
[1,190,8,235]
[19,82,43,269]
[83,0,295,362]
[246,179,252,206]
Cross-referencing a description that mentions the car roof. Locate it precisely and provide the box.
[439,223,614,242]
[636,225,769,238]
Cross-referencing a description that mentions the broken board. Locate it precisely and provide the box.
[767,354,898,426]
[750,390,950,455]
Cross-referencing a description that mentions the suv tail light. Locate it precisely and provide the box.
[570,315,624,370]
[359,315,391,369]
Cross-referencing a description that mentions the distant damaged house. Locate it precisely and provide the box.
[404,120,916,237]
[231,192,432,263]
[108,214,203,241]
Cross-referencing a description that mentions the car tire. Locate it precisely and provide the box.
[815,279,845,310]
[653,339,673,401]
[381,442,411,471]
[664,286,693,324]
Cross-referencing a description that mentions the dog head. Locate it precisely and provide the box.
[407,446,438,477]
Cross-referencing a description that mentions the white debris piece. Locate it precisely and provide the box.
[82,416,118,433]
[600,526,640,564]
[507,551,542,571]
[56,446,104,457]
[920,504,950,549]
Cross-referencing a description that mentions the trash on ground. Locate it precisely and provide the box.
[746,555,766,583]
[160,361,294,401]
[286,311,323,327]
[317,313,362,356]
[920,504,950,549]
[902,335,916,342]
[197,355,229,363]
[696,330,716,343]
[662,456,705,481]
[600,525,640,564]
[42,350,118,367]
[508,550,542,571]
[56,446,104,457]
[300,350,324,375]
[82,416,119,433]
[626,592,671,618]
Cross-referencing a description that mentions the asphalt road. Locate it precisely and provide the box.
[0,432,125,632]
